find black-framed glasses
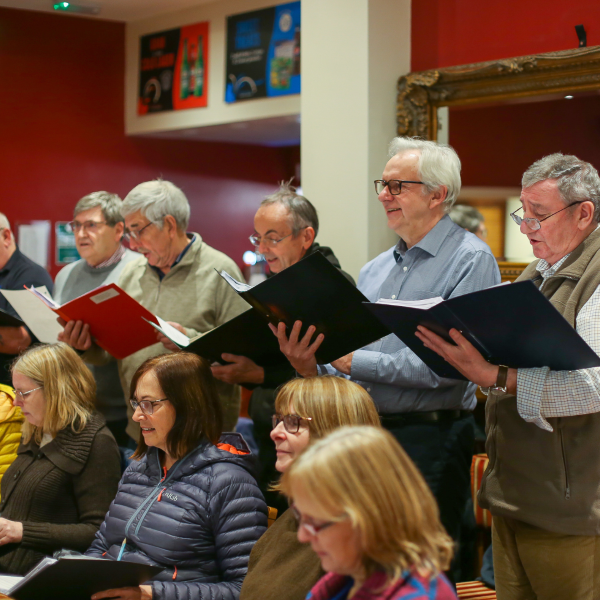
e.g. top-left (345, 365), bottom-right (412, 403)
top-left (374, 179), bottom-right (425, 195)
top-left (130, 397), bottom-right (169, 415)
top-left (291, 505), bottom-right (336, 536)
top-left (67, 220), bottom-right (108, 233)
top-left (124, 221), bottom-right (154, 242)
top-left (510, 200), bottom-right (586, 231)
top-left (272, 413), bottom-right (313, 434)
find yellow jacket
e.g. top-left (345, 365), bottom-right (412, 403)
top-left (0, 385), bottom-right (24, 485)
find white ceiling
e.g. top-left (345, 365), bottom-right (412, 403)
top-left (0, 0), bottom-right (218, 22)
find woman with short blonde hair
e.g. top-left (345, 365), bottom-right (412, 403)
top-left (240, 376), bottom-right (381, 600)
top-left (281, 426), bottom-right (456, 600)
top-left (0, 343), bottom-right (121, 575)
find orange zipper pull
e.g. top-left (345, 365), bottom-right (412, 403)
top-left (172, 565), bottom-right (178, 580)
top-left (157, 487), bottom-right (166, 502)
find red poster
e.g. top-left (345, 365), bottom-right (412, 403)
top-left (138, 22), bottom-right (209, 115)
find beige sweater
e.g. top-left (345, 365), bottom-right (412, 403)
top-left (86, 235), bottom-right (250, 437)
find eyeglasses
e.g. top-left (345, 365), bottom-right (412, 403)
top-left (374, 179), bottom-right (425, 195)
top-left (14, 386), bottom-right (42, 399)
top-left (510, 201), bottom-right (586, 231)
top-left (67, 220), bottom-right (108, 233)
top-left (130, 397), bottom-right (169, 415)
top-left (272, 413), bottom-right (313, 434)
top-left (291, 505), bottom-right (336, 536)
top-left (124, 221), bottom-right (154, 242)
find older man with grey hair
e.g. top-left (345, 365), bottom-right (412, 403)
top-left (54, 191), bottom-right (139, 446)
top-left (60, 180), bottom-right (249, 437)
top-left (418, 153), bottom-right (600, 599)
top-left (274, 137), bottom-right (500, 570)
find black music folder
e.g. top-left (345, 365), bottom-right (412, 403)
top-left (365, 280), bottom-right (600, 380)
top-left (148, 308), bottom-right (289, 368)
top-left (215, 251), bottom-right (391, 365)
top-left (4, 556), bottom-right (163, 600)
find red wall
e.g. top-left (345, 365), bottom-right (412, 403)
top-left (411, 0), bottom-right (600, 188)
top-left (1, 7), bottom-right (299, 277)
top-left (412, 0), bottom-right (600, 72)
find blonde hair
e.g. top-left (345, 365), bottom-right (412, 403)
top-left (275, 376), bottom-right (381, 438)
top-left (281, 426), bottom-right (454, 583)
top-left (12, 343), bottom-right (96, 444)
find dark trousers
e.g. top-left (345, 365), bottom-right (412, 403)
top-left (382, 413), bottom-right (476, 581)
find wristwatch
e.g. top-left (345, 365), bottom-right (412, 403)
top-left (480, 365), bottom-right (509, 396)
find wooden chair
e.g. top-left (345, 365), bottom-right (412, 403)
top-left (267, 506), bottom-right (278, 528)
top-left (456, 454), bottom-right (496, 600)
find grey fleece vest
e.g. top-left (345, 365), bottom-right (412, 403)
top-left (479, 227), bottom-right (600, 536)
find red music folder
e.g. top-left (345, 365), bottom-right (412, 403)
top-left (29, 284), bottom-right (159, 359)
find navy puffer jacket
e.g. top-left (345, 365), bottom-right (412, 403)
top-left (86, 433), bottom-right (268, 600)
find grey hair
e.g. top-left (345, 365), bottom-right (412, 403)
top-left (388, 137), bottom-right (462, 211)
top-left (122, 179), bottom-right (190, 231)
top-left (260, 179), bottom-right (319, 237)
top-left (449, 205), bottom-right (484, 233)
top-left (0, 213), bottom-right (10, 230)
top-left (74, 191), bottom-right (124, 227)
top-left (522, 153), bottom-right (600, 222)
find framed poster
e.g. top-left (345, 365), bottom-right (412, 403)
top-left (138, 22), bottom-right (209, 115)
top-left (55, 222), bottom-right (80, 265)
top-left (225, 1), bottom-right (300, 103)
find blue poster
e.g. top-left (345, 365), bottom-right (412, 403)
top-left (225, 1), bottom-right (300, 103)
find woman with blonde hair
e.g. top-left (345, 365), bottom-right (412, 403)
top-left (240, 375), bottom-right (381, 600)
top-left (281, 426), bottom-right (457, 600)
top-left (0, 343), bottom-right (121, 575)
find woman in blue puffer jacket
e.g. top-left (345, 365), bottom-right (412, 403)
top-left (86, 352), bottom-right (268, 600)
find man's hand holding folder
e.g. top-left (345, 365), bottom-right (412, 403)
top-left (269, 320), bottom-right (353, 377)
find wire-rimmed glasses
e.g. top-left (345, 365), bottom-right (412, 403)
top-left (510, 201), bottom-right (586, 231)
top-left (130, 397), bottom-right (169, 415)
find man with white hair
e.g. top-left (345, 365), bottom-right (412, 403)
top-left (274, 137), bottom-right (500, 563)
top-left (53, 192), bottom-right (139, 446)
top-left (60, 180), bottom-right (249, 438)
top-left (0, 213), bottom-right (53, 385)
top-left (417, 153), bottom-right (600, 599)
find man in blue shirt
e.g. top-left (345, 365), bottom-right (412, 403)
top-left (273, 137), bottom-right (500, 567)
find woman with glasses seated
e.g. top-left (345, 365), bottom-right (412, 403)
top-left (87, 352), bottom-right (267, 600)
top-left (0, 343), bottom-right (121, 575)
top-left (239, 376), bottom-right (380, 600)
top-left (281, 426), bottom-right (457, 600)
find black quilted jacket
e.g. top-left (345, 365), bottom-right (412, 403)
top-left (86, 433), bottom-right (268, 600)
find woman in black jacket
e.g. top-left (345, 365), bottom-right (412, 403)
top-left (87, 352), bottom-right (268, 600)
top-left (0, 342), bottom-right (121, 574)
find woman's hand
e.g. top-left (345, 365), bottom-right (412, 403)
top-left (269, 321), bottom-right (323, 378)
top-left (0, 518), bottom-right (23, 545)
top-left (92, 585), bottom-right (152, 600)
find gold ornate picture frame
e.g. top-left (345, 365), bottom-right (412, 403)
top-left (396, 46), bottom-right (600, 140)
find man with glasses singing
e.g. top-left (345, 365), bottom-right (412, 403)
top-left (53, 192), bottom-right (138, 445)
top-left (417, 153), bottom-right (600, 599)
top-left (60, 179), bottom-right (248, 440)
top-left (0, 213), bottom-right (53, 386)
top-left (273, 137), bottom-right (500, 573)
top-left (211, 180), bottom-right (353, 513)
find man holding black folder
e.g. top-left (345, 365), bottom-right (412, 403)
top-left (416, 153), bottom-right (600, 600)
top-left (273, 137), bottom-right (500, 564)
top-left (211, 181), bottom-right (354, 512)
top-left (0, 213), bottom-right (53, 386)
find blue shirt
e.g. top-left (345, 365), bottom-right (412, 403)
top-left (322, 215), bottom-right (501, 414)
